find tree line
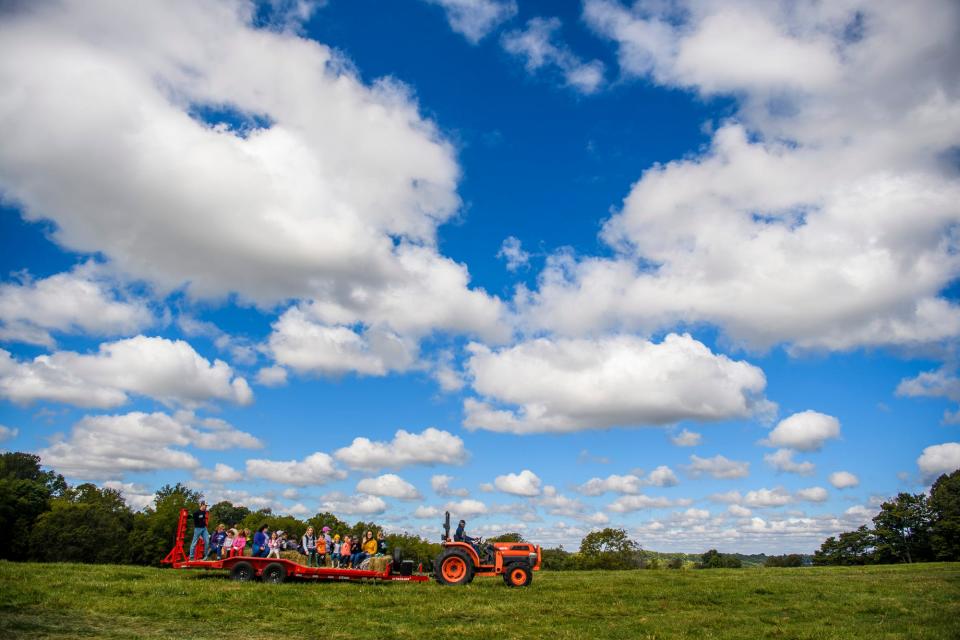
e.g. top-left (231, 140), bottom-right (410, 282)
top-left (813, 469), bottom-right (960, 565)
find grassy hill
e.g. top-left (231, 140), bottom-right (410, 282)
top-left (2, 560), bottom-right (958, 639)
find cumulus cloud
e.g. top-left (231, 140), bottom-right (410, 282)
top-left (255, 365), bottom-right (288, 387)
top-left (684, 454), bottom-right (750, 479)
top-left (102, 481), bottom-right (155, 511)
top-left (917, 442), bottom-right (960, 481)
top-left (608, 494), bottom-right (675, 513)
top-left (431, 474), bottom-right (469, 497)
top-left (828, 471), bottom-right (860, 489)
top-left (445, 498), bottom-right (488, 518)
top-left (334, 427), bottom-right (468, 471)
top-left (0, 0), bottom-right (507, 365)
top-left (501, 17), bottom-right (605, 94)
top-left (321, 493), bottom-right (388, 516)
top-left (646, 465), bottom-right (679, 487)
top-left (493, 469), bottom-right (542, 496)
top-left (246, 452), bottom-right (346, 486)
top-left (195, 463), bottom-right (244, 483)
top-left (413, 505), bottom-right (442, 519)
top-left (728, 504), bottom-right (751, 517)
top-left (764, 449), bottom-right (815, 475)
top-left (38, 411), bottom-right (260, 480)
top-left (424, 0), bottom-right (517, 43)
top-left (670, 428), bottom-right (702, 447)
top-left (0, 425), bottom-right (18, 443)
top-left (538, 485), bottom-right (588, 517)
top-left (743, 487), bottom-right (793, 508)
top-left (0, 264), bottom-right (154, 347)
top-left (0, 336), bottom-right (252, 409)
top-left (356, 474), bottom-right (421, 500)
top-left (515, 1), bottom-right (960, 352)
top-left (761, 411), bottom-right (840, 452)
top-left (464, 333), bottom-right (770, 434)
top-left (796, 487), bottom-right (829, 503)
top-left (897, 368), bottom-right (960, 422)
top-left (497, 236), bottom-right (530, 271)
top-left (578, 466), bottom-right (678, 495)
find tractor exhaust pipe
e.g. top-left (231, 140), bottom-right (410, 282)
top-left (442, 510), bottom-right (450, 542)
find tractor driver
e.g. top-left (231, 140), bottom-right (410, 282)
top-left (454, 519), bottom-right (486, 560)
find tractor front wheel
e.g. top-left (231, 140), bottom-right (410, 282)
top-left (503, 565), bottom-right (532, 587)
top-left (435, 549), bottom-right (474, 586)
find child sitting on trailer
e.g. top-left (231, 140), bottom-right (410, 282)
top-left (222, 528), bottom-right (235, 557)
top-left (232, 529), bottom-right (248, 557)
top-left (209, 524), bottom-right (228, 560)
top-left (340, 535), bottom-right (352, 568)
top-left (267, 532), bottom-right (281, 559)
top-left (330, 534), bottom-right (341, 567)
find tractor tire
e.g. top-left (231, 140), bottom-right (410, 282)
top-left (435, 549), bottom-right (474, 586)
top-left (503, 564), bottom-right (532, 587)
top-left (229, 561), bottom-right (255, 582)
top-left (262, 562), bottom-right (287, 584)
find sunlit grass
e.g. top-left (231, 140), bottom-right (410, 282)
top-left (1, 561), bottom-right (958, 639)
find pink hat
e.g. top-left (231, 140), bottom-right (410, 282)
top-left (322, 526), bottom-right (331, 532)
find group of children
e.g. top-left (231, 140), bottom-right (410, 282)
top-left (200, 522), bottom-right (387, 569)
top-left (300, 526), bottom-right (386, 568)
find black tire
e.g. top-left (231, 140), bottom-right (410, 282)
top-left (262, 562), bottom-right (286, 584)
top-left (503, 564), bottom-right (532, 587)
top-left (229, 561), bottom-right (254, 582)
top-left (435, 549), bottom-right (474, 586)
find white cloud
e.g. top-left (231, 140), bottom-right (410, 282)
top-left (0, 336), bottom-right (252, 409)
top-left (578, 466), bottom-right (678, 495)
top-left (728, 504), bottom-right (751, 517)
top-left (744, 487), bottom-right (793, 508)
top-left (538, 485), bottom-right (587, 517)
top-left (493, 469), bottom-right (542, 496)
top-left (445, 498), bottom-right (488, 518)
top-left (684, 454), bottom-right (750, 479)
top-left (646, 465), bottom-right (679, 487)
top-left (762, 411), bottom-right (840, 452)
top-left (356, 474), bottom-right (421, 500)
top-left (102, 481), bottom-right (155, 511)
top-left (898, 368), bottom-right (960, 422)
top-left (431, 474), bottom-right (469, 497)
top-left (828, 471), bottom-right (860, 489)
top-left (413, 505), bottom-right (441, 519)
top-left (0, 264), bottom-right (154, 347)
top-left (255, 365), bottom-right (288, 387)
top-left (38, 411), bottom-right (259, 480)
top-left (917, 442), bottom-right (960, 481)
top-left (764, 449), bottom-right (815, 475)
top-left (670, 428), bottom-right (701, 447)
top-left (709, 490), bottom-right (743, 504)
top-left (334, 427), bottom-right (468, 471)
top-left (195, 463), bottom-right (243, 483)
top-left (321, 493), bottom-right (388, 516)
top-left (246, 452), bottom-right (346, 486)
top-left (517, 2), bottom-right (960, 352)
top-left (497, 236), bottom-right (530, 271)
top-left (424, 0), bottom-right (517, 43)
top-left (608, 494), bottom-right (674, 513)
top-left (796, 487), bottom-right (829, 503)
top-left (0, 0), bottom-right (507, 358)
top-left (0, 425), bottom-right (18, 443)
top-left (501, 17), bottom-right (605, 94)
top-left (464, 333), bottom-right (769, 434)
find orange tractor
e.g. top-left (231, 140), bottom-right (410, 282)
top-left (434, 511), bottom-right (541, 587)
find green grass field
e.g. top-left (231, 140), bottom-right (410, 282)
top-left (1, 561), bottom-right (959, 639)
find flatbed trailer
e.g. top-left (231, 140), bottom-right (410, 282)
top-left (162, 509), bottom-right (430, 584)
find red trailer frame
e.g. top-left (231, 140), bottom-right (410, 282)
top-left (162, 509), bottom-right (429, 584)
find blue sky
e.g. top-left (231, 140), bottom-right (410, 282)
top-left (1, 0), bottom-right (959, 553)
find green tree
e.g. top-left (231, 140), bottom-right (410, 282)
top-left (873, 493), bottom-right (934, 563)
top-left (0, 453), bottom-right (67, 560)
top-left (765, 554), bottom-right (804, 567)
top-left (578, 528), bottom-right (642, 570)
top-left (127, 483), bottom-right (202, 566)
top-left (698, 549), bottom-right (742, 569)
top-left (929, 469), bottom-right (960, 561)
top-left (208, 501), bottom-right (250, 529)
top-left (29, 484), bottom-right (133, 563)
top-left (0, 452), bottom-right (67, 496)
top-left (813, 526), bottom-right (876, 565)
top-left (488, 532), bottom-right (525, 543)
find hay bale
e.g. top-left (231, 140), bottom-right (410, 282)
top-left (359, 556), bottom-right (389, 572)
top-left (280, 550), bottom-right (306, 564)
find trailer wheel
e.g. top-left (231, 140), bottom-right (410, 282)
top-left (262, 562), bottom-right (287, 584)
top-left (229, 561), bottom-right (255, 582)
top-left (504, 565), bottom-right (532, 587)
top-left (435, 549), bottom-right (473, 586)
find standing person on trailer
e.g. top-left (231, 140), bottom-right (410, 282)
top-left (316, 529), bottom-right (327, 566)
top-left (322, 527), bottom-right (333, 566)
top-left (251, 524), bottom-right (270, 558)
top-left (189, 501), bottom-right (210, 561)
top-left (302, 527), bottom-right (317, 567)
top-left (341, 535), bottom-right (352, 567)
top-left (331, 534), bottom-right (341, 567)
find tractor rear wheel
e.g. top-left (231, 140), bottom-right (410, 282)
top-left (435, 549), bottom-right (473, 586)
top-left (503, 564), bottom-right (532, 587)
top-left (229, 561), bottom-right (254, 582)
top-left (262, 562), bottom-right (287, 584)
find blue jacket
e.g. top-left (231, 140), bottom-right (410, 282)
top-left (253, 531), bottom-right (267, 549)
